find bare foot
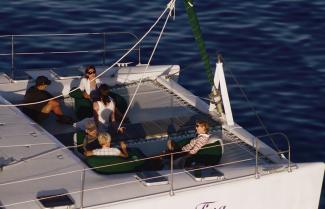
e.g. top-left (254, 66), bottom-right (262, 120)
top-left (167, 139), bottom-right (174, 151)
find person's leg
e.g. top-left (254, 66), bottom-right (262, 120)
top-left (41, 99), bottom-right (63, 115)
top-left (167, 139), bottom-right (182, 153)
top-left (41, 99), bottom-right (73, 124)
top-left (166, 139), bottom-right (189, 168)
top-left (173, 154), bottom-right (190, 169)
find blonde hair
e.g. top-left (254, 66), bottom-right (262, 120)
top-left (98, 132), bottom-right (111, 146)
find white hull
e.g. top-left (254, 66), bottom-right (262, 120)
top-left (90, 163), bottom-right (324, 209)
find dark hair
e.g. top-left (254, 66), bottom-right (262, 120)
top-left (85, 65), bottom-right (96, 78)
top-left (196, 120), bottom-right (209, 133)
top-left (35, 76), bottom-right (51, 86)
top-left (98, 84), bottom-right (111, 105)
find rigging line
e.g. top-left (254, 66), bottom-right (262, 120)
top-left (0, 3), bottom-right (170, 108)
top-left (225, 64), bottom-right (281, 152)
top-left (118, 1), bottom-right (175, 130)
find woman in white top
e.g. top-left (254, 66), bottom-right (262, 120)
top-left (93, 84), bottom-right (118, 132)
top-left (74, 83), bottom-right (125, 132)
top-left (79, 65), bottom-right (100, 101)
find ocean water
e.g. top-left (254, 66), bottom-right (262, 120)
top-left (0, 0), bottom-right (324, 207)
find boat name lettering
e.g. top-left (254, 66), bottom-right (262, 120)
top-left (195, 201), bottom-right (227, 209)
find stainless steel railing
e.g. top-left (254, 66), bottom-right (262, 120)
top-left (0, 32), bottom-right (141, 79)
top-left (0, 131), bottom-right (292, 208)
top-left (255, 132), bottom-right (292, 173)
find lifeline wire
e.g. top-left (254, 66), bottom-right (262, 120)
top-left (224, 61), bottom-right (281, 152)
top-left (0, 2), bottom-right (171, 107)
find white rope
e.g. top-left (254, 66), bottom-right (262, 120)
top-left (0, 4), bottom-right (170, 108)
top-left (118, 0), bottom-right (176, 130)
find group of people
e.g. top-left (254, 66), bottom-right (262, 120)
top-left (82, 118), bottom-right (128, 158)
top-left (22, 65), bottom-right (121, 130)
top-left (80, 117), bottom-right (211, 163)
top-left (76, 65), bottom-right (125, 135)
top-left (22, 65), bottom-right (127, 157)
top-left (21, 65), bottom-right (213, 164)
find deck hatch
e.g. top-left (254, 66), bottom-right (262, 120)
top-left (185, 167), bottom-right (225, 181)
top-left (37, 193), bottom-right (75, 209)
top-left (135, 171), bottom-right (168, 186)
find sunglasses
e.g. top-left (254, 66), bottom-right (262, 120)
top-left (87, 128), bottom-right (97, 132)
top-left (87, 71), bottom-right (96, 75)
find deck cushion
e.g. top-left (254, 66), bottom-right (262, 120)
top-left (108, 91), bottom-right (128, 115)
top-left (175, 135), bottom-right (223, 166)
top-left (69, 88), bottom-right (93, 120)
top-left (74, 131), bottom-right (146, 174)
top-left (86, 148), bottom-right (146, 174)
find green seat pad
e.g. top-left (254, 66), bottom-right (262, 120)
top-left (86, 148), bottom-right (146, 174)
top-left (175, 137), bottom-right (223, 166)
top-left (76, 131), bottom-right (86, 145)
top-left (75, 131), bottom-right (146, 174)
top-left (69, 88), bottom-right (93, 120)
top-left (108, 91), bottom-right (128, 114)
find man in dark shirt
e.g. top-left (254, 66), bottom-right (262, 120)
top-left (22, 76), bottom-right (73, 124)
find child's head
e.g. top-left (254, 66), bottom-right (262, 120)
top-left (98, 132), bottom-right (112, 146)
top-left (195, 120), bottom-right (209, 134)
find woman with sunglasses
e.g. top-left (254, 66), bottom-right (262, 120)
top-left (79, 65), bottom-right (101, 101)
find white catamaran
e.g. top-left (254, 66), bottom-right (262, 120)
top-left (0, 1), bottom-right (323, 209)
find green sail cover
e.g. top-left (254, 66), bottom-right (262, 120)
top-left (184, 0), bottom-right (214, 85)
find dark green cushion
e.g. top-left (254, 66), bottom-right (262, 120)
top-left (76, 131), bottom-right (86, 145)
top-left (75, 131), bottom-right (146, 174)
top-left (108, 91), bottom-right (128, 114)
top-left (75, 131), bottom-right (86, 154)
top-left (175, 138), bottom-right (223, 166)
top-left (69, 88), bottom-right (93, 120)
top-left (86, 148), bottom-right (146, 174)
top-left (69, 88), bottom-right (84, 99)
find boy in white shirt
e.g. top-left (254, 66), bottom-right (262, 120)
top-left (85, 132), bottom-right (128, 158)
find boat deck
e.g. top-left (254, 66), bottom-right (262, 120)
top-left (0, 80), bottom-right (287, 209)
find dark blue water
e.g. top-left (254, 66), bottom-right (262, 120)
top-left (0, 0), bottom-right (324, 207)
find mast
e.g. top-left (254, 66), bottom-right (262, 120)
top-left (184, 1), bottom-right (231, 121)
top-left (184, 0), bottom-right (214, 85)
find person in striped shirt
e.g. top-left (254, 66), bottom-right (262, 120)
top-left (166, 120), bottom-right (210, 168)
top-left (85, 132), bottom-right (128, 158)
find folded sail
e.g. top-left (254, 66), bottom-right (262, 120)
top-left (184, 0), bottom-right (213, 85)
